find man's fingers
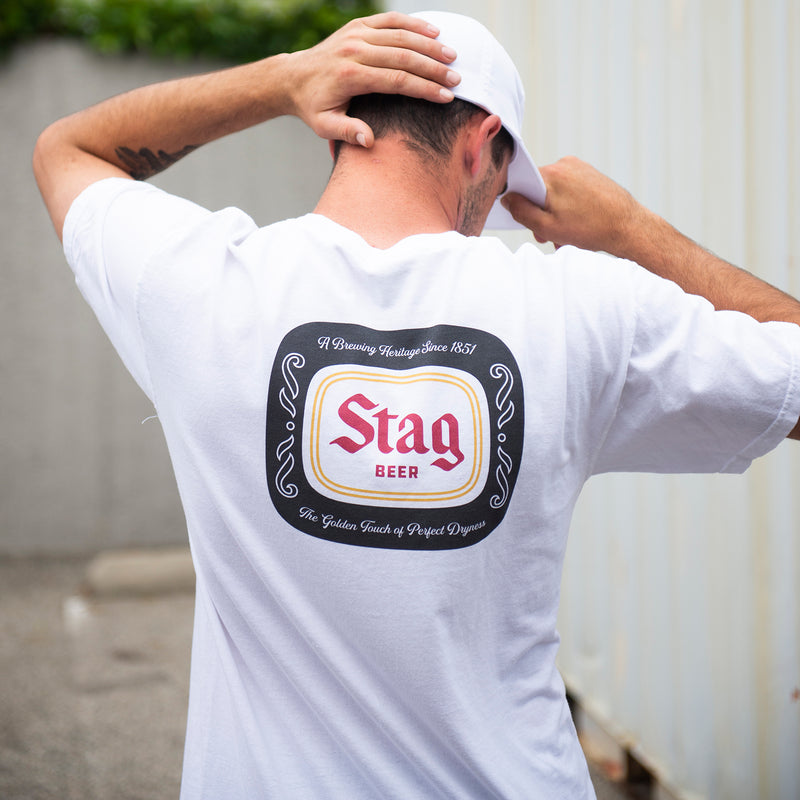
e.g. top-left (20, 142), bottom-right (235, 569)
top-left (336, 34), bottom-right (460, 101)
top-left (314, 109), bottom-right (376, 148)
top-left (502, 192), bottom-right (549, 233)
top-left (502, 193), bottom-right (563, 247)
top-left (338, 117), bottom-right (374, 148)
top-left (361, 39), bottom-right (460, 89)
top-left (336, 14), bottom-right (460, 100)
top-left (361, 22), bottom-right (457, 65)
top-left (348, 62), bottom-right (457, 102)
top-left (359, 11), bottom-right (444, 42)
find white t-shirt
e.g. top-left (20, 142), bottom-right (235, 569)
top-left (64, 178), bottom-right (800, 799)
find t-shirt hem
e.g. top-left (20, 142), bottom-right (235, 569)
top-left (720, 322), bottom-right (800, 472)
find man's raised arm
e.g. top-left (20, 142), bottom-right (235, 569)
top-left (502, 156), bottom-right (800, 439)
top-left (502, 157), bottom-right (800, 327)
top-left (33, 11), bottom-right (461, 241)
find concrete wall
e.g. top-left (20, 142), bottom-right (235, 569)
top-left (1, 40), bottom-right (331, 555)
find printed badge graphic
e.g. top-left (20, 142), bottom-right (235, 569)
top-left (266, 323), bottom-right (523, 549)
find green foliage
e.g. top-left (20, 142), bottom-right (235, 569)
top-left (1, 0), bottom-right (58, 52)
top-left (0, 0), bottom-right (380, 62)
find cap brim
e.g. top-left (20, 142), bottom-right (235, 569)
top-left (409, 9), bottom-right (546, 231)
top-left (485, 136), bottom-right (546, 229)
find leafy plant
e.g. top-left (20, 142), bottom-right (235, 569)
top-left (0, 0), bottom-right (380, 62)
top-left (1, 0), bottom-right (58, 53)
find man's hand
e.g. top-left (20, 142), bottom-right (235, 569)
top-left (288, 11), bottom-right (461, 147)
top-left (501, 156), bottom-right (644, 254)
top-left (500, 155), bottom-right (800, 325)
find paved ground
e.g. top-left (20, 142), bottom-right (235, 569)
top-left (0, 555), bottom-right (636, 800)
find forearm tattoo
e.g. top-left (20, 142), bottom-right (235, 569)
top-left (115, 144), bottom-right (198, 180)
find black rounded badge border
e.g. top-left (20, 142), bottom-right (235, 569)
top-left (266, 323), bottom-right (523, 550)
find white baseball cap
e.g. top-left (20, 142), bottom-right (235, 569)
top-left (411, 10), bottom-right (546, 229)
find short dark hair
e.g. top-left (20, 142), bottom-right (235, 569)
top-left (334, 94), bottom-right (514, 169)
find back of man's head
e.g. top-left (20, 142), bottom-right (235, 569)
top-left (335, 94), bottom-right (513, 170)
top-left (333, 11), bottom-right (546, 230)
top-left (405, 10), bottom-right (546, 228)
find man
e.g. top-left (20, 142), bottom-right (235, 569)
top-left (33, 9), bottom-right (800, 799)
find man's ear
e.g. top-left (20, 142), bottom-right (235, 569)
top-left (464, 113), bottom-right (503, 178)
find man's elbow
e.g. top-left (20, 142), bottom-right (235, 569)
top-left (32, 122), bottom-right (58, 193)
top-left (32, 122), bottom-right (70, 242)
top-left (32, 119), bottom-right (107, 243)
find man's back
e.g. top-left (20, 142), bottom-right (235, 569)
top-left (64, 176), bottom-right (800, 798)
top-left (36, 11), bottom-right (800, 798)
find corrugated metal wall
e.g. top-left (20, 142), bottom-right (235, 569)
top-left (397, 1), bottom-right (800, 797)
top-left (549, 3), bottom-right (800, 797)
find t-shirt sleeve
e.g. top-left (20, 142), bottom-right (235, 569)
top-left (62, 178), bottom-right (212, 402)
top-left (593, 264), bottom-right (800, 475)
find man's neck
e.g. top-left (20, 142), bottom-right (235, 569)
top-left (313, 140), bottom-right (461, 249)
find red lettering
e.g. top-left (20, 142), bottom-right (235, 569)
top-left (374, 464), bottom-right (419, 478)
top-left (331, 394), bottom-right (377, 453)
top-left (331, 395), bottom-right (464, 473)
top-left (373, 408), bottom-right (399, 454)
top-left (431, 413), bottom-right (464, 471)
top-left (396, 413), bottom-right (429, 455)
